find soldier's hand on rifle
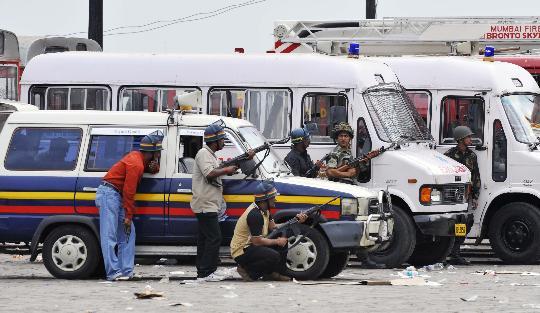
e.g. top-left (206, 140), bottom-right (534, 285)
top-left (246, 149), bottom-right (256, 160)
top-left (275, 237), bottom-right (288, 247)
top-left (296, 213), bottom-right (308, 223)
top-left (224, 165), bottom-right (239, 175)
top-left (315, 160), bottom-right (324, 168)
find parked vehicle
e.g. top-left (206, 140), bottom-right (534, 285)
top-left (0, 109), bottom-right (392, 279)
top-left (0, 29), bottom-right (20, 101)
top-left (19, 52), bottom-right (471, 267)
top-left (380, 56), bottom-right (540, 263)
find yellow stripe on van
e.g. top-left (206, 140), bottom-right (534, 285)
top-left (169, 194), bottom-right (192, 202)
top-left (0, 192), bottom-right (74, 200)
top-left (75, 193), bottom-right (164, 201)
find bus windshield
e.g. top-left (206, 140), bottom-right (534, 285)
top-left (237, 126), bottom-right (289, 174)
top-left (501, 94), bottom-right (540, 143)
top-left (363, 84), bottom-right (431, 142)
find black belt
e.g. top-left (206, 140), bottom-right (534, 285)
top-left (101, 181), bottom-right (121, 194)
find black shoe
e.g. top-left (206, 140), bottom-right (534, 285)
top-left (447, 256), bottom-right (471, 266)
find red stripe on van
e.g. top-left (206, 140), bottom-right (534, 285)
top-left (0, 205), bottom-right (75, 214)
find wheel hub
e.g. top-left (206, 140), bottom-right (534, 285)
top-left (502, 219), bottom-right (532, 252)
top-left (51, 235), bottom-right (87, 272)
top-left (286, 236), bottom-right (317, 272)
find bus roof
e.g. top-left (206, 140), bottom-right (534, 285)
top-left (375, 56), bottom-right (540, 93)
top-left (21, 52), bottom-right (398, 90)
top-left (6, 110), bottom-right (254, 129)
top-left (18, 36), bottom-right (102, 67)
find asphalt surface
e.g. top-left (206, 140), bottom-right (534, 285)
top-left (1, 248), bottom-right (540, 313)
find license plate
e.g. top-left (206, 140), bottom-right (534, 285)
top-left (455, 223), bottom-right (467, 237)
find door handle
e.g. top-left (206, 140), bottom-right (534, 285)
top-left (177, 189), bottom-right (192, 193)
top-left (83, 187), bottom-right (98, 192)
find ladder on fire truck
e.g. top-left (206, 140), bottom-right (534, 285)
top-left (272, 16), bottom-right (540, 56)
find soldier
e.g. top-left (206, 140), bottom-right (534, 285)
top-left (324, 122), bottom-right (384, 269)
top-left (284, 128), bottom-right (323, 177)
top-left (444, 126), bottom-right (481, 266)
top-left (231, 181), bottom-right (307, 281)
top-left (325, 122), bottom-right (368, 184)
top-left (95, 131), bottom-right (162, 281)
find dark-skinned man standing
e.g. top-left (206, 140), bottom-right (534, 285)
top-left (191, 123), bottom-right (254, 281)
top-left (96, 131), bottom-right (162, 281)
top-left (445, 126), bottom-right (481, 266)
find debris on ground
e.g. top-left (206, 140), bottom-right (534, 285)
top-left (293, 277), bottom-right (441, 286)
top-left (159, 276), bottom-right (169, 283)
top-left (460, 295), bottom-right (478, 302)
top-left (134, 285), bottom-right (164, 299)
top-left (222, 291), bottom-right (239, 298)
top-left (169, 271), bottom-right (185, 275)
top-left (473, 270), bottom-right (540, 276)
top-left (169, 303), bottom-right (194, 307)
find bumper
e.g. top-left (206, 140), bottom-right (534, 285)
top-left (319, 212), bottom-right (393, 249)
top-left (413, 212), bottom-right (470, 236)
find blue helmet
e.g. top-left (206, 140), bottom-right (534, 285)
top-left (254, 180), bottom-right (279, 202)
top-left (290, 128), bottom-right (310, 144)
top-left (204, 124), bottom-right (226, 143)
top-left (140, 130), bottom-right (164, 152)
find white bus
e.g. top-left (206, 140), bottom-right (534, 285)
top-left (379, 56), bottom-right (540, 263)
top-left (0, 29), bottom-right (20, 100)
top-left (20, 52), bottom-right (471, 267)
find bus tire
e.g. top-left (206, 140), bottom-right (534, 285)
top-left (408, 235), bottom-right (455, 266)
top-left (488, 202), bottom-right (540, 264)
top-left (367, 205), bottom-right (416, 268)
top-left (42, 225), bottom-right (99, 279)
top-left (283, 225), bottom-right (330, 280)
top-left (319, 251), bottom-right (349, 279)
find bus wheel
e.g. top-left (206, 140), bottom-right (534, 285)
top-left (319, 251), bottom-right (349, 279)
top-left (408, 236), bottom-right (455, 266)
top-left (42, 225), bottom-right (99, 279)
top-left (283, 225), bottom-right (330, 280)
top-left (489, 202), bottom-right (540, 264)
top-left (367, 205), bottom-right (416, 268)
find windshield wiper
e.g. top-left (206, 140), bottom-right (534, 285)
top-left (528, 137), bottom-right (540, 151)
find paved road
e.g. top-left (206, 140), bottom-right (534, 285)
top-left (1, 253), bottom-right (540, 313)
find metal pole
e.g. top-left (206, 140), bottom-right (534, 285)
top-left (366, 0), bottom-right (377, 19)
top-left (88, 0), bottom-right (103, 49)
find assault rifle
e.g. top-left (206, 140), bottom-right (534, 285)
top-left (336, 143), bottom-right (396, 172)
top-left (266, 196), bottom-right (340, 249)
top-left (304, 153), bottom-right (332, 178)
top-left (208, 137), bottom-right (290, 186)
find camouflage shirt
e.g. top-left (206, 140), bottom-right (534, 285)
top-left (326, 146), bottom-right (368, 184)
top-left (445, 146), bottom-right (481, 200)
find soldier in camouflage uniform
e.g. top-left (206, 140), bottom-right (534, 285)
top-left (444, 126), bottom-right (481, 266)
top-left (325, 122), bottom-right (369, 184)
top-left (324, 122), bottom-right (383, 268)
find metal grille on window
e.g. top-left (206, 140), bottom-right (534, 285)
top-left (364, 83), bottom-right (430, 142)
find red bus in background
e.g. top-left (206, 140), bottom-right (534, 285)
top-left (495, 55), bottom-right (540, 86)
top-left (0, 29), bottom-right (21, 101)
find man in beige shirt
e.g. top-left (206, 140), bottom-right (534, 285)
top-left (231, 181), bottom-right (307, 281)
top-left (191, 123), bottom-right (252, 281)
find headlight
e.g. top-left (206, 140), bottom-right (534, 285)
top-left (420, 185), bottom-right (466, 205)
top-left (341, 198), bottom-right (359, 216)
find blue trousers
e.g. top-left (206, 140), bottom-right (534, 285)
top-left (95, 185), bottom-right (136, 280)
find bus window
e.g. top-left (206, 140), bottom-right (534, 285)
top-left (47, 88), bottom-right (69, 110)
top-left (209, 88), bottom-right (290, 140)
top-left (0, 66), bottom-right (18, 100)
top-left (45, 46), bottom-right (69, 54)
top-left (120, 87), bottom-right (196, 112)
top-left (161, 89), bottom-right (199, 111)
top-left (76, 43), bottom-right (87, 51)
top-left (406, 91), bottom-right (430, 125)
top-left (70, 88), bottom-right (85, 110)
top-left (441, 96), bottom-right (484, 145)
top-left (302, 93), bottom-right (347, 143)
top-left (492, 119), bottom-right (507, 182)
top-left (86, 88), bottom-right (107, 110)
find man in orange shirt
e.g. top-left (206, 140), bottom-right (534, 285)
top-left (95, 131), bottom-right (163, 281)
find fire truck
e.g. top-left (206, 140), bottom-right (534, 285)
top-left (271, 16), bottom-right (540, 264)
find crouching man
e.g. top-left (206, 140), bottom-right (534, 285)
top-left (230, 181), bottom-right (307, 281)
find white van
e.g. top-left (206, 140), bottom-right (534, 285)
top-left (380, 56), bottom-right (540, 263)
top-left (0, 110), bottom-right (391, 279)
top-left (20, 52), bottom-right (471, 267)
